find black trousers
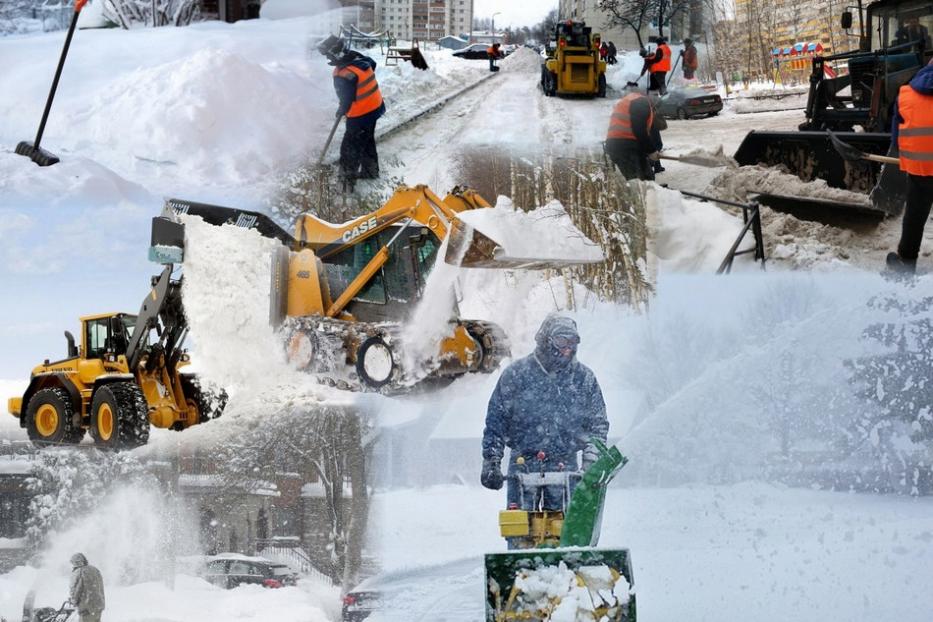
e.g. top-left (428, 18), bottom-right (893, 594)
top-left (340, 113), bottom-right (380, 180)
top-left (606, 139), bottom-right (653, 181)
top-left (649, 71), bottom-right (667, 95)
top-left (897, 174), bottom-right (933, 260)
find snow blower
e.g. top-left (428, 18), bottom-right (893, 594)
top-left (21, 590), bottom-right (76, 622)
top-left (14, 0), bottom-right (89, 167)
top-left (484, 440), bottom-right (635, 622)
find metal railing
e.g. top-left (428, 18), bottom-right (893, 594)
top-left (254, 538), bottom-right (334, 586)
top-left (677, 189), bottom-right (767, 274)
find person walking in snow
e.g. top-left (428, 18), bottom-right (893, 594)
top-left (607, 41), bottom-right (618, 65)
top-left (319, 36), bottom-right (386, 190)
top-left (886, 58), bottom-right (933, 274)
top-left (69, 553), bottom-right (105, 622)
top-left (605, 86), bottom-right (662, 180)
top-left (480, 314), bottom-right (609, 512)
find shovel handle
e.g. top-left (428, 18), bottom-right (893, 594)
top-left (864, 153), bottom-right (900, 166)
top-left (317, 115), bottom-right (343, 166)
top-left (75, 0), bottom-right (88, 11)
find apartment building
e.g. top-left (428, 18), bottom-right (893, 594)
top-left (374, 0), bottom-right (473, 41)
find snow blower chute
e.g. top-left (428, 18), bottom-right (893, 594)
top-left (484, 440), bottom-right (635, 622)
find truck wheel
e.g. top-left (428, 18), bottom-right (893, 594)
top-left (25, 387), bottom-right (82, 446)
top-left (541, 67), bottom-right (552, 96)
top-left (598, 74), bottom-right (607, 98)
top-left (547, 72), bottom-right (558, 96)
top-left (356, 336), bottom-right (396, 389)
top-left (90, 383), bottom-right (149, 450)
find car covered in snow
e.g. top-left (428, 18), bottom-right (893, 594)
top-left (202, 553), bottom-right (298, 589)
top-left (657, 87), bottom-right (723, 120)
top-left (452, 43), bottom-right (495, 60)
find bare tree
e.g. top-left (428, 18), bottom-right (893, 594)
top-left (101, 0), bottom-right (199, 28)
top-left (596, 0), bottom-right (654, 48)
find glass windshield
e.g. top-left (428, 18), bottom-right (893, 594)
top-left (871, 1), bottom-right (933, 51)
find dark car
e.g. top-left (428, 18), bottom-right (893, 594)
top-left (453, 43), bottom-right (494, 60)
top-left (657, 87), bottom-right (723, 120)
top-left (341, 587), bottom-right (380, 621)
top-left (203, 555), bottom-right (298, 589)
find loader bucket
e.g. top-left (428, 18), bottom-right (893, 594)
top-left (484, 548), bottom-right (636, 621)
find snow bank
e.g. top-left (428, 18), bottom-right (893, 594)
top-left (500, 47), bottom-right (542, 73)
top-left (647, 184), bottom-right (754, 273)
top-left (69, 48), bottom-right (322, 184)
top-left (0, 379), bottom-right (27, 438)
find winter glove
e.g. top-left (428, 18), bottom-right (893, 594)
top-left (647, 151), bottom-right (661, 161)
top-left (481, 457), bottom-right (504, 490)
top-left (582, 444), bottom-right (600, 471)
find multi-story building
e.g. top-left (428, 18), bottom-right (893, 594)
top-left (374, 0), bottom-right (472, 41)
top-left (340, 0), bottom-right (377, 32)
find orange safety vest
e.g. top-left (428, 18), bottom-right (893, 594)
top-left (334, 64), bottom-right (383, 118)
top-left (607, 93), bottom-right (654, 141)
top-left (652, 44), bottom-right (671, 73)
top-left (897, 85), bottom-right (933, 176)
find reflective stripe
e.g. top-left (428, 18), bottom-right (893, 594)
top-left (358, 83), bottom-right (379, 100)
top-left (899, 127), bottom-right (933, 137)
top-left (357, 74), bottom-right (376, 89)
top-left (900, 150), bottom-right (933, 161)
top-left (611, 113), bottom-right (631, 121)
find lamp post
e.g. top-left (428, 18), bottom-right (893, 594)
top-left (492, 11), bottom-right (501, 44)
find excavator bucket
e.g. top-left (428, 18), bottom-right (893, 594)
top-left (445, 216), bottom-right (605, 270)
top-left (485, 442), bottom-right (634, 621)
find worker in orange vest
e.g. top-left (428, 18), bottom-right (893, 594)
top-left (487, 42), bottom-right (503, 72)
top-left (887, 59), bottom-right (933, 274)
top-left (638, 36), bottom-right (671, 95)
top-left (605, 87), bottom-right (662, 181)
top-left (320, 36), bottom-right (386, 189)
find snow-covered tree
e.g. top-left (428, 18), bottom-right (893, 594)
top-left (100, 0), bottom-right (199, 28)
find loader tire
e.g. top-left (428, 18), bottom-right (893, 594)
top-left (356, 336), bottom-right (396, 389)
top-left (597, 74), bottom-right (607, 98)
top-left (90, 383), bottom-right (149, 450)
top-left (181, 375), bottom-right (227, 423)
top-left (25, 387), bottom-right (83, 446)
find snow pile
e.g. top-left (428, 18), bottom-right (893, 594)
top-left (708, 165), bottom-right (871, 206)
top-left (456, 197), bottom-right (604, 264)
top-left (604, 51), bottom-right (650, 92)
top-left (509, 562), bottom-right (629, 620)
top-left (500, 47), bottom-right (542, 73)
top-left (646, 184), bottom-right (754, 273)
top-left (675, 145), bottom-right (737, 168)
top-left (69, 48), bottom-right (323, 184)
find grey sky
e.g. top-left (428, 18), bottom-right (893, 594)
top-left (473, 0), bottom-right (558, 28)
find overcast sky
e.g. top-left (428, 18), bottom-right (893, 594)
top-left (472, 0), bottom-right (558, 28)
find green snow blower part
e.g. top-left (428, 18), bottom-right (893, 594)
top-left (15, 0), bottom-right (89, 167)
top-left (484, 440), bottom-right (634, 621)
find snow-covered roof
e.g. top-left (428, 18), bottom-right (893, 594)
top-left (300, 481), bottom-right (353, 498)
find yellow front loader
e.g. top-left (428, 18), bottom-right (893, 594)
top-left (7, 267), bottom-right (224, 448)
top-left (541, 21), bottom-right (607, 98)
top-left (154, 184), bottom-right (600, 392)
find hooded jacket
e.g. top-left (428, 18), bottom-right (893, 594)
top-left (69, 553), bottom-right (105, 615)
top-left (482, 315), bottom-right (609, 470)
top-left (891, 63), bottom-right (933, 147)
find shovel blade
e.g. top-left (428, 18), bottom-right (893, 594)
top-left (15, 141), bottom-right (60, 167)
top-left (484, 548), bottom-right (636, 621)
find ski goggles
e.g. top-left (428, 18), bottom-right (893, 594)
top-left (549, 335), bottom-right (580, 349)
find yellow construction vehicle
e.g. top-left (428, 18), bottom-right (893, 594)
top-left (541, 20), bottom-right (607, 98)
top-left (154, 184), bottom-right (598, 391)
top-left (7, 267), bottom-right (224, 448)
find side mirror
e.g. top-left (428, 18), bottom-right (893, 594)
top-left (841, 11), bottom-right (853, 30)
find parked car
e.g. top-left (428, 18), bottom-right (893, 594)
top-left (202, 554), bottom-right (298, 589)
top-left (341, 585), bottom-right (380, 621)
top-left (452, 43), bottom-right (493, 60)
top-left (657, 87), bottom-right (723, 120)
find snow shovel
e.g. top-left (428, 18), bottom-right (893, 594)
top-left (828, 130), bottom-right (907, 216)
top-left (659, 152), bottom-right (736, 168)
top-left (14, 0), bottom-right (89, 167)
top-left (317, 115), bottom-right (343, 167)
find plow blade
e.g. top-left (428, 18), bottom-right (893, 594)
top-left (485, 548), bottom-right (636, 622)
top-left (734, 131), bottom-right (906, 216)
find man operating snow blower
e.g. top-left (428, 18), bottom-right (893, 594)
top-left (481, 315), bottom-right (634, 621)
top-left (69, 553), bottom-right (105, 622)
top-left (481, 314), bottom-right (609, 514)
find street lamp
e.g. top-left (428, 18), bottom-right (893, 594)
top-left (492, 11), bottom-right (501, 43)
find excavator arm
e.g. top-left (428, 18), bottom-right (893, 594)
top-left (125, 265), bottom-right (188, 374)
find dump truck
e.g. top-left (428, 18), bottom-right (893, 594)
top-left (7, 266), bottom-right (224, 449)
top-left (541, 20), bottom-right (607, 98)
top-left (734, 0), bottom-right (931, 214)
top-left (152, 184), bottom-right (599, 392)
top-left (485, 440), bottom-right (633, 621)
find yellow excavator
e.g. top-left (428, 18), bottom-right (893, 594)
top-left (541, 20), bottom-right (607, 98)
top-left (7, 266), bottom-right (225, 448)
top-left (153, 184), bottom-right (598, 391)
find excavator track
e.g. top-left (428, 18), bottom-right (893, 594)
top-left (281, 316), bottom-right (511, 394)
